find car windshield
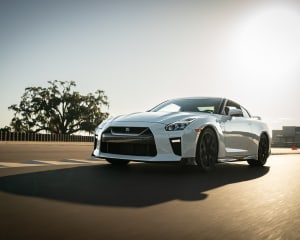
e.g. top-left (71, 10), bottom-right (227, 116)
top-left (149, 98), bottom-right (223, 114)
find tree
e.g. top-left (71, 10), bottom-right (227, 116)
top-left (0, 126), bottom-right (11, 132)
top-left (8, 80), bottom-right (109, 134)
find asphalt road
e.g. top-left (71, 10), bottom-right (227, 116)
top-left (0, 143), bottom-right (300, 240)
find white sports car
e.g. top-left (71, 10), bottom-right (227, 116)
top-left (92, 97), bottom-right (271, 171)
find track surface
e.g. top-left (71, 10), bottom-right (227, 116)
top-left (1, 143), bottom-right (300, 239)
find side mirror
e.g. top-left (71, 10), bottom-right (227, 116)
top-left (228, 108), bottom-right (243, 117)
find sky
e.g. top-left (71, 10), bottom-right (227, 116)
top-left (1, 0), bottom-right (300, 130)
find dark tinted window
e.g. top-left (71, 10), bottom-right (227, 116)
top-left (241, 107), bottom-right (251, 118)
top-left (223, 100), bottom-right (241, 115)
top-left (223, 100), bottom-right (251, 118)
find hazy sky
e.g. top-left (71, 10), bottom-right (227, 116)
top-left (1, 0), bottom-right (300, 130)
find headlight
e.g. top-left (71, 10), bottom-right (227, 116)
top-left (165, 118), bottom-right (196, 131)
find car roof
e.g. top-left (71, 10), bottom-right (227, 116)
top-left (169, 96), bottom-right (224, 101)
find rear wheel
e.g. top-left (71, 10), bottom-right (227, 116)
top-left (247, 134), bottom-right (269, 166)
top-left (106, 159), bottom-right (130, 166)
top-left (196, 128), bottom-right (218, 171)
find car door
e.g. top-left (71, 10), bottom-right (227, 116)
top-left (221, 101), bottom-right (253, 157)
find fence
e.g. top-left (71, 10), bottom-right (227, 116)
top-left (2, 130), bottom-right (298, 146)
top-left (0, 131), bottom-right (93, 142)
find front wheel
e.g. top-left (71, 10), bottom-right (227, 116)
top-left (247, 134), bottom-right (269, 166)
top-left (196, 128), bottom-right (218, 171)
top-left (106, 158), bottom-right (130, 166)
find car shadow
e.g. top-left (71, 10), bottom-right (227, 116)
top-left (0, 163), bottom-right (269, 207)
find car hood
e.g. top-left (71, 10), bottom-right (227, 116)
top-left (112, 111), bottom-right (209, 125)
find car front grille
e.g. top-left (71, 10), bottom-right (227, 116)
top-left (110, 127), bottom-right (149, 135)
top-left (100, 127), bottom-right (157, 157)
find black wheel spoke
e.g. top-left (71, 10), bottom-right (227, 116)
top-left (248, 134), bottom-right (269, 167)
top-left (196, 128), bottom-right (218, 171)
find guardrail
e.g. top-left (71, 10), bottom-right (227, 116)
top-left (0, 131), bottom-right (93, 142)
top-left (1, 131), bottom-right (298, 146)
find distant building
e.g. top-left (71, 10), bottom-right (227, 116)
top-left (272, 126), bottom-right (300, 147)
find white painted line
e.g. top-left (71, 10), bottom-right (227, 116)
top-left (0, 159), bottom-right (101, 168)
top-left (64, 159), bottom-right (101, 164)
top-left (31, 160), bottom-right (91, 165)
top-left (24, 160), bottom-right (52, 165)
top-left (0, 162), bottom-right (43, 168)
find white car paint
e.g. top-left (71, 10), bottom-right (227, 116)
top-left (92, 97), bottom-right (271, 165)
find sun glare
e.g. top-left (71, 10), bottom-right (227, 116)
top-left (223, 3), bottom-right (300, 86)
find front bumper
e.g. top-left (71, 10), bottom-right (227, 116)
top-left (92, 122), bottom-right (199, 162)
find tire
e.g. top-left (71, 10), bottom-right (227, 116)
top-left (247, 134), bottom-right (269, 167)
top-left (196, 128), bottom-right (218, 171)
top-left (106, 158), bottom-right (130, 166)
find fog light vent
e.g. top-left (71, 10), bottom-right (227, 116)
top-left (170, 138), bottom-right (182, 156)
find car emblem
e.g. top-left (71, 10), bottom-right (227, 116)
top-left (125, 127), bottom-right (130, 133)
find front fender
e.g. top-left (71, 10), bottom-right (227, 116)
top-left (186, 115), bottom-right (226, 158)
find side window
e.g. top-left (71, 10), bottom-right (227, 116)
top-left (223, 100), bottom-right (242, 116)
top-left (241, 107), bottom-right (251, 118)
